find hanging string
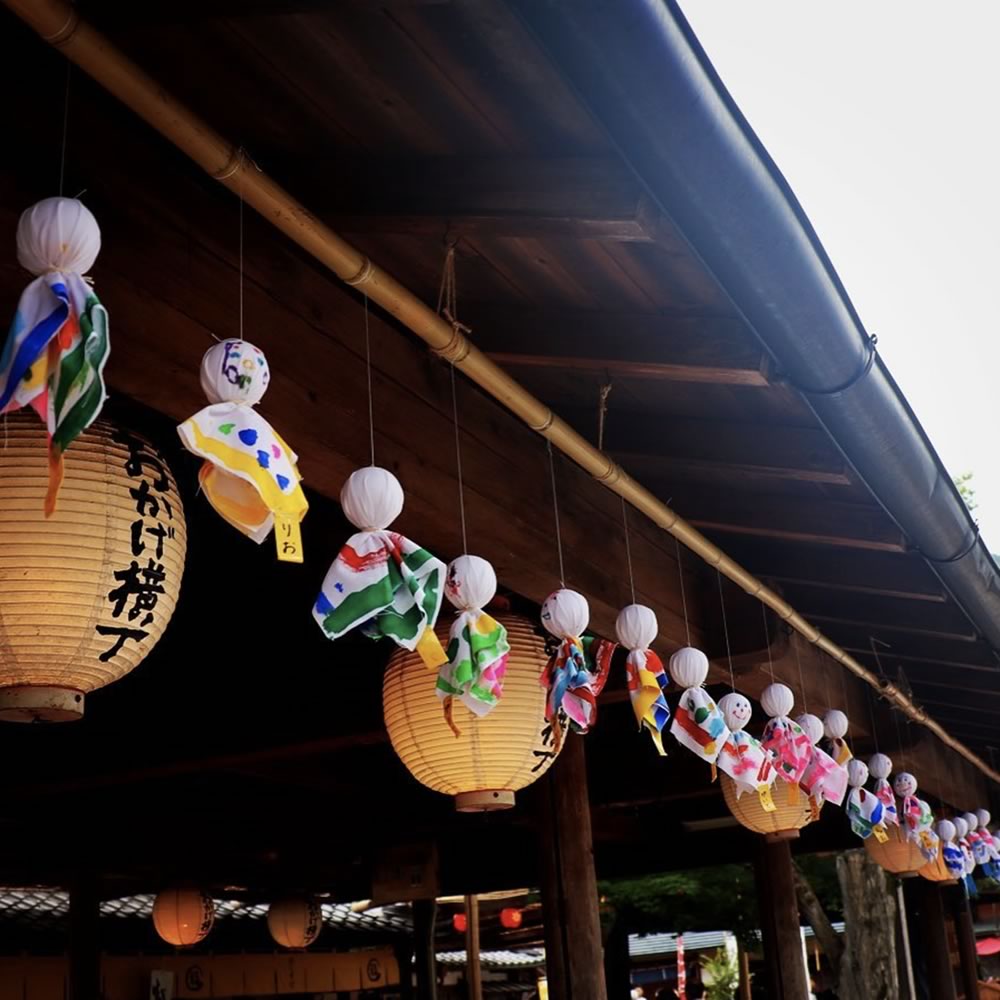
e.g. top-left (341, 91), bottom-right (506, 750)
top-left (794, 638), bottom-right (808, 715)
top-left (364, 293), bottom-right (375, 466)
top-left (58, 63), bottom-right (71, 196)
top-left (238, 150), bottom-right (245, 341)
top-left (597, 380), bottom-right (613, 451)
top-left (869, 636), bottom-right (894, 763)
top-left (865, 683), bottom-right (881, 756)
top-left (436, 244), bottom-right (472, 554)
top-left (761, 604), bottom-right (776, 684)
top-left (547, 439), bottom-right (566, 587)
top-left (621, 497), bottom-right (636, 605)
top-left (450, 366), bottom-right (468, 555)
top-left (837, 661), bottom-right (854, 752)
top-left (674, 537), bottom-right (692, 647)
top-left (717, 570), bottom-right (736, 692)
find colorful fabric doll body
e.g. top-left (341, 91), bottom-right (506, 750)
top-left (178, 340), bottom-right (308, 560)
top-left (797, 713), bottom-right (848, 810)
top-left (867, 753), bottom-right (899, 826)
top-left (668, 646), bottom-right (728, 764)
top-left (760, 684), bottom-right (813, 800)
top-left (954, 817), bottom-right (979, 896)
top-left (314, 467), bottom-right (446, 667)
top-left (539, 589), bottom-right (616, 745)
top-left (0, 197), bottom-right (110, 514)
top-left (716, 692), bottom-right (777, 811)
top-left (893, 773), bottom-right (939, 863)
top-left (938, 820), bottom-right (967, 880)
top-left (823, 709), bottom-right (852, 766)
top-left (845, 759), bottom-right (887, 841)
top-left (616, 604), bottom-right (670, 755)
top-left (435, 555), bottom-right (510, 734)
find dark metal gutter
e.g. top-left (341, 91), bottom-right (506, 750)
top-left (507, 0), bottom-right (1000, 657)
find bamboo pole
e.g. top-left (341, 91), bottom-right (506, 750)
top-left (7, 0), bottom-right (998, 786)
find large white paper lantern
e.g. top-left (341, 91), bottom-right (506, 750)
top-left (0, 413), bottom-right (186, 721)
top-left (153, 888), bottom-right (215, 947)
top-left (268, 897), bottom-right (323, 949)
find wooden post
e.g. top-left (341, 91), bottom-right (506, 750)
top-left (602, 915), bottom-right (631, 1000)
top-left (537, 737), bottom-right (608, 1000)
top-left (412, 899), bottom-right (438, 1000)
top-left (737, 943), bottom-right (752, 1000)
top-left (68, 877), bottom-right (100, 1000)
top-left (753, 838), bottom-right (809, 999)
top-left (465, 894), bottom-right (483, 1000)
top-left (896, 882), bottom-right (917, 1000)
top-left (903, 878), bottom-right (956, 1000)
top-left (835, 850), bottom-right (899, 999)
top-left (949, 885), bottom-right (979, 1000)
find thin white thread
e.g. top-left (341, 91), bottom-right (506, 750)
top-left (547, 439), bottom-right (565, 587)
top-left (675, 537), bottom-right (692, 647)
top-left (238, 151), bottom-right (245, 341)
top-left (450, 364), bottom-right (468, 555)
top-left (717, 570), bottom-right (736, 691)
top-left (621, 496), bottom-right (636, 605)
top-left (761, 603), bottom-right (776, 684)
top-left (795, 639), bottom-right (808, 715)
top-left (364, 293), bottom-right (375, 466)
top-left (59, 63), bottom-right (71, 196)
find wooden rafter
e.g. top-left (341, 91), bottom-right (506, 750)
top-left (473, 309), bottom-right (768, 386)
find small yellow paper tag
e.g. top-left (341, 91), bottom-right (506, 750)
top-left (786, 782), bottom-right (800, 805)
top-left (416, 627), bottom-right (448, 670)
top-left (758, 785), bottom-right (777, 813)
top-left (872, 823), bottom-right (889, 844)
top-left (274, 514), bottom-right (304, 564)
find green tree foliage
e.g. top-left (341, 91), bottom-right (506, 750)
top-left (954, 471), bottom-right (978, 513)
top-left (700, 947), bottom-right (740, 1000)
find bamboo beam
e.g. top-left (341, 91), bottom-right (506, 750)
top-left (8, 0), bottom-right (998, 787)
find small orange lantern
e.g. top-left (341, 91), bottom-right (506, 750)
top-left (152, 888), bottom-right (215, 946)
top-left (453, 913), bottom-right (467, 933)
top-left (500, 907), bottom-right (523, 929)
top-left (267, 896), bottom-right (322, 949)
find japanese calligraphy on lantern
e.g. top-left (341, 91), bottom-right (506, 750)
top-left (94, 429), bottom-right (184, 664)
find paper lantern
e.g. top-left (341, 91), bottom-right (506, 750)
top-left (153, 888), bottom-right (215, 946)
top-left (384, 613), bottom-right (561, 811)
top-left (0, 413), bottom-right (186, 721)
top-left (720, 773), bottom-right (814, 841)
top-left (866, 823), bottom-right (926, 876)
top-left (668, 646), bottom-right (709, 688)
top-left (500, 907), bottom-right (523, 929)
top-left (453, 913), bottom-right (467, 933)
top-left (919, 850), bottom-right (957, 883)
top-left (267, 896), bottom-right (322, 949)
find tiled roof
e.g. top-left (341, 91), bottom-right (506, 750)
top-left (437, 949), bottom-right (546, 969)
top-left (0, 888), bottom-right (410, 934)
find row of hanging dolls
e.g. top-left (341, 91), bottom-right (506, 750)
top-left (6, 197), bottom-right (995, 887)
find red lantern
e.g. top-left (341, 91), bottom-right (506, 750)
top-left (453, 913), bottom-right (467, 933)
top-left (500, 907), bottom-right (523, 929)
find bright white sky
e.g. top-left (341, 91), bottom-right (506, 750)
top-left (680, 1), bottom-right (1000, 547)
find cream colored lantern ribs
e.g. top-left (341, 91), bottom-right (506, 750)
top-left (0, 414), bottom-right (186, 720)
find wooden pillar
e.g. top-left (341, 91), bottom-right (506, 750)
top-left (903, 878), bottom-right (956, 1000)
top-left (68, 878), bottom-right (100, 1000)
top-left (753, 838), bottom-right (809, 999)
top-left (602, 915), bottom-right (631, 1000)
top-left (949, 885), bottom-right (979, 1000)
top-left (464, 894), bottom-right (483, 1000)
top-left (537, 737), bottom-right (607, 1000)
top-left (413, 899), bottom-right (438, 1000)
top-left (737, 944), bottom-right (752, 1000)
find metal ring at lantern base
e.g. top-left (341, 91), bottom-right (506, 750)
top-left (864, 824), bottom-right (926, 876)
top-left (719, 774), bottom-right (814, 842)
top-left (455, 789), bottom-right (517, 813)
top-left (0, 685), bottom-right (85, 722)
